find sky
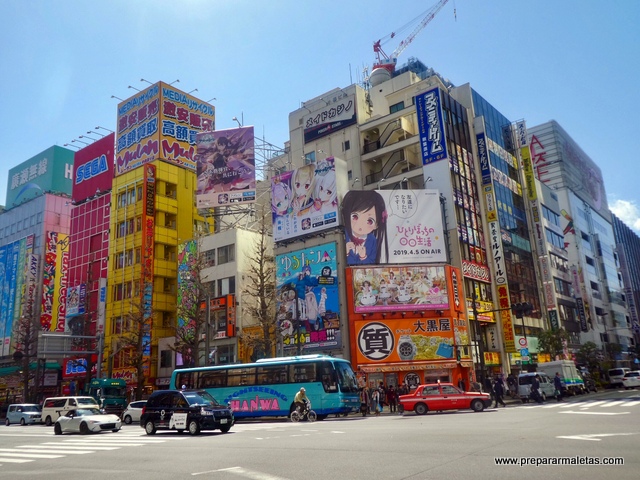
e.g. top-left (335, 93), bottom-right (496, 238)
top-left (1, 0), bottom-right (639, 233)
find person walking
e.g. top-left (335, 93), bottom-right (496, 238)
top-left (493, 376), bottom-right (506, 408)
top-left (554, 372), bottom-right (563, 402)
top-left (531, 374), bottom-right (544, 404)
top-left (483, 375), bottom-right (494, 402)
top-left (387, 385), bottom-right (398, 413)
top-left (371, 388), bottom-right (381, 416)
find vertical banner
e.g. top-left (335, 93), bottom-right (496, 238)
top-left (141, 164), bottom-right (156, 373)
top-left (275, 242), bottom-right (341, 353)
top-left (97, 278), bottom-right (107, 334)
top-left (195, 126), bottom-right (256, 208)
top-left (416, 87), bottom-right (448, 165)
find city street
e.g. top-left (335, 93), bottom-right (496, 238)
top-left (0, 388), bottom-right (637, 480)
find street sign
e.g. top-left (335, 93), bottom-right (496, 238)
top-left (520, 348), bottom-right (529, 357)
top-left (518, 337), bottom-right (528, 348)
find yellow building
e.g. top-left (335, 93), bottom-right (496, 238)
top-left (105, 160), bottom-right (211, 389)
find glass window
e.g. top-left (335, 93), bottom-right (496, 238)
top-left (218, 244), bottom-right (235, 265)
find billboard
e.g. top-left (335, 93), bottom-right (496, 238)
top-left (177, 240), bottom-right (198, 332)
top-left (115, 82), bottom-right (215, 176)
top-left (303, 94), bottom-right (356, 143)
top-left (65, 284), bottom-right (86, 336)
top-left (6, 146), bottom-right (74, 208)
top-left (195, 126), bottom-right (256, 208)
top-left (342, 189), bottom-right (446, 265)
top-left (416, 87), bottom-right (448, 165)
top-left (350, 265), bottom-right (449, 313)
top-left (275, 242), bottom-right (341, 353)
top-left (354, 318), bottom-right (456, 364)
top-left (40, 232), bottom-right (69, 332)
top-left (72, 133), bottom-right (115, 203)
top-left (141, 165), bottom-right (156, 372)
top-left (272, 158), bottom-right (340, 242)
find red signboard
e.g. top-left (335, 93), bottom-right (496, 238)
top-left (72, 133), bottom-right (115, 203)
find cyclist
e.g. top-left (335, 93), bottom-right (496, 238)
top-left (294, 387), bottom-right (309, 414)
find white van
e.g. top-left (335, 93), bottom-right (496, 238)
top-left (518, 372), bottom-right (556, 403)
top-left (41, 396), bottom-right (100, 426)
top-left (608, 368), bottom-right (631, 388)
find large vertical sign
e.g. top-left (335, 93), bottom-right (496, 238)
top-left (40, 232), bottom-right (69, 332)
top-left (476, 132), bottom-right (516, 353)
top-left (195, 126), bottom-right (256, 208)
top-left (275, 242), bottom-right (341, 353)
top-left (272, 158), bottom-right (339, 242)
top-left (72, 133), bottom-right (115, 203)
top-left (342, 189), bottom-right (446, 265)
top-left (416, 87), bottom-right (448, 166)
top-left (115, 82), bottom-right (215, 176)
top-left (141, 165), bottom-right (156, 372)
top-left (0, 241), bottom-right (20, 354)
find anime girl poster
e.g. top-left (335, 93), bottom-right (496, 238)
top-left (272, 158), bottom-right (340, 242)
top-left (275, 242), bottom-right (341, 353)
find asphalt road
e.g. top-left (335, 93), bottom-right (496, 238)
top-left (0, 388), bottom-right (637, 480)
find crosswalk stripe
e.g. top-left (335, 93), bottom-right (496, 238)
top-left (62, 437), bottom-right (166, 443)
top-left (0, 457), bottom-right (33, 463)
top-left (600, 401), bottom-right (624, 408)
top-left (619, 401), bottom-right (640, 407)
top-left (542, 404), bottom-right (562, 408)
top-left (581, 401), bottom-right (606, 407)
top-left (0, 451), bottom-right (63, 459)
top-left (16, 446), bottom-right (94, 454)
top-left (40, 442), bottom-right (120, 450)
top-left (59, 441), bottom-right (147, 447)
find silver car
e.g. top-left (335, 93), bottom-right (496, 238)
top-left (5, 404), bottom-right (42, 426)
top-left (122, 400), bottom-right (147, 424)
top-left (54, 408), bottom-right (121, 435)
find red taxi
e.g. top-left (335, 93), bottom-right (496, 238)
top-left (398, 383), bottom-right (492, 415)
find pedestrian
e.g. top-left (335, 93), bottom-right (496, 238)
top-left (387, 385), bottom-right (397, 413)
top-left (359, 387), bottom-right (370, 416)
top-left (493, 376), bottom-right (506, 407)
top-left (507, 373), bottom-right (517, 398)
top-left (378, 382), bottom-right (386, 412)
top-left (554, 372), bottom-right (563, 402)
top-left (457, 377), bottom-right (466, 391)
top-left (531, 374), bottom-right (543, 404)
top-left (371, 388), bottom-right (381, 416)
top-left (483, 375), bottom-right (494, 402)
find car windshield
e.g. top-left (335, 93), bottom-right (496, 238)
top-left (22, 405), bottom-right (41, 412)
top-left (76, 408), bottom-right (101, 416)
top-left (627, 372), bottom-right (639, 377)
top-left (183, 391), bottom-right (221, 407)
top-left (77, 398), bottom-right (98, 405)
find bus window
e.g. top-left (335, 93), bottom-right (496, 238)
top-left (319, 361), bottom-right (338, 392)
top-left (227, 367), bottom-right (256, 387)
top-left (199, 370), bottom-right (227, 388)
top-left (334, 362), bottom-right (359, 393)
top-left (290, 363), bottom-right (316, 383)
top-left (257, 365), bottom-right (288, 385)
top-left (175, 372), bottom-right (198, 390)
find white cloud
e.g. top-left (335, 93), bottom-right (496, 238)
top-left (610, 199), bottom-right (640, 234)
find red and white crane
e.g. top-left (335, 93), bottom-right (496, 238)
top-left (373, 0), bottom-right (451, 73)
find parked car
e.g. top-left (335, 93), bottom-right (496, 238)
top-left (608, 368), bottom-right (631, 388)
top-left (122, 400), bottom-right (147, 424)
top-left (54, 408), bottom-right (122, 435)
top-left (140, 389), bottom-right (234, 436)
top-left (621, 371), bottom-right (640, 389)
top-left (5, 404), bottom-right (42, 426)
top-left (398, 383), bottom-right (492, 415)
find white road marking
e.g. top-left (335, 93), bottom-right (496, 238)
top-left (619, 401), bottom-right (640, 407)
top-left (0, 457), bottom-right (33, 463)
top-left (15, 446), bottom-right (94, 454)
top-left (559, 411), bottom-right (630, 416)
top-left (542, 404), bottom-right (562, 408)
top-left (557, 433), bottom-right (637, 442)
top-left (192, 466), bottom-right (291, 479)
top-left (599, 401), bottom-right (625, 408)
top-left (39, 442), bottom-right (121, 450)
top-left (0, 451), bottom-right (63, 459)
top-left (580, 401), bottom-right (606, 408)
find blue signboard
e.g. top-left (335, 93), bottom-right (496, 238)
top-left (416, 87), bottom-right (448, 165)
top-left (476, 132), bottom-right (492, 185)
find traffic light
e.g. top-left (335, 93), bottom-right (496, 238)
top-left (511, 302), bottom-right (534, 318)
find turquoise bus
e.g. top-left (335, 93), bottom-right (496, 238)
top-left (171, 355), bottom-right (361, 419)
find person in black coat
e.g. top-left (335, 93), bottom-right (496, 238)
top-left (493, 376), bottom-right (506, 407)
top-left (554, 372), bottom-right (563, 401)
top-left (530, 374), bottom-right (544, 404)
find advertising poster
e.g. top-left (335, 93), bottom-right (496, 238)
top-left (72, 133), bottom-right (115, 203)
top-left (115, 82), bottom-right (215, 176)
top-left (342, 189), bottom-right (445, 265)
top-left (350, 265), bottom-right (449, 313)
top-left (51, 233), bottom-right (69, 333)
top-left (272, 158), bottom-right (340, 242)
top-left (141, 165), bottom-right (156, 372)
top-left (275, 242), bottom-right (341, 353)
top-left (354, 318), bottom-right (455, 364)
top-left (195, 126), bottom-right (256, 208)
top-left (0, 242), bottom-right (19, 355)
top-left (65, 284), bottom-right (86, 336)
top-left (415, 87), bottom-right (448, 165)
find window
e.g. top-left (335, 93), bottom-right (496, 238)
top-left (389, 101), bottom-right (405, 114)
top-left (217, 276), bottom-right (235, 295)
top-left (202, 249), bottom-right (216, 267)
top-left (342, 140), bottom-right (350, 151)
top-left (218, 244), bottom-right (235, 265)
top-left (304, 151), bottom-right (316, 164)
top-left (160, 350), bottom-right (173, 369)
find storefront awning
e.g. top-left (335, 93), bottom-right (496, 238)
top-left (358, 360), bottom-right (460, 373)
top-left (0, 362), bottom-right (61, 378)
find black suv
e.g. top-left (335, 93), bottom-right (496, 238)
top-left (140, 389), bottom-right (234, 436)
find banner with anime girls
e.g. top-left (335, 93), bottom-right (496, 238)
top-left (275, 242), bottom-right (341, 353)
top-left (342, 189), bottom-right (446, 265)
top-left (350, 265), bottom-right (449, 313)
top-left (271, 157), bottom-right (340, 242)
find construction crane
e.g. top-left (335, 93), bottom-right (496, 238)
top-left (373, 0), bottom-right (450, 74)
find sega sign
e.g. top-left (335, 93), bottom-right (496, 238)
top-left (75, 154), bottom-right (108, 184)
top-left (63, 357), bottom-right (97, 378)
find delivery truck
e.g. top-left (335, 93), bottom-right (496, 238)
top-left (537, 360), bottom-right (585, 395)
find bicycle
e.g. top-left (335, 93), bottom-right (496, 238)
top-left (290, 401), bottom-right (317, 422)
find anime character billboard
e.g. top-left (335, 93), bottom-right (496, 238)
top-left (275, 242), bottom-right (341, 353)
top-left (195, 126), bottom-right (256, 208)
top-left (342, 189), bottom-right (446, 265)
top-left (271, 158), bottom-right (339, 242)
top-left (351, 265), bottom-right (449, 313)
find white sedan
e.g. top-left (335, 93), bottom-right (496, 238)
top-left (54, 408), bottom-right (122, 435)
top-left (622, 371), bottom-right (640, 389)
